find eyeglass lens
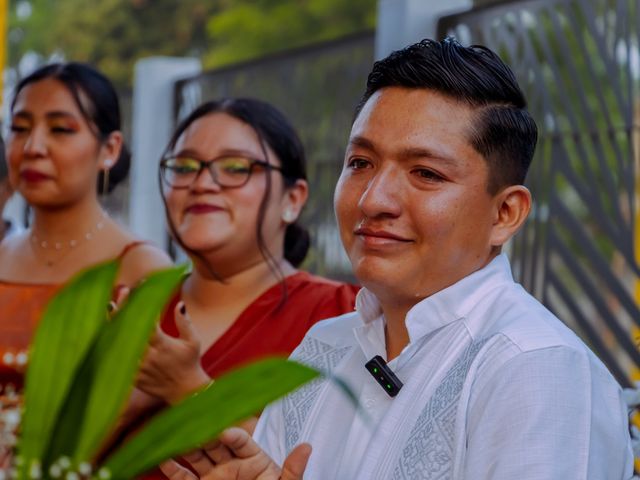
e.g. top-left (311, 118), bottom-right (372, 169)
top-left (162, 156), bottom-right (256, 188)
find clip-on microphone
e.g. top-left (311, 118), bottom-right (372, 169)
top-left (365, 355), bottom-right (403, 397)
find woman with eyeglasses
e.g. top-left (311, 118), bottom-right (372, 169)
top-left (121, 101), bottom-right (358, 465)
top-left (119, 98), bottom-right (358, 478)
top-left (136, 98), bottom-right (358, 401)
top-left (0, 62), bottom-right (171, 465)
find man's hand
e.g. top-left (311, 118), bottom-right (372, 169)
top-left (159, 427), bottom-right (311, 480)
top-left (136, 302), bottom-right (210, 404)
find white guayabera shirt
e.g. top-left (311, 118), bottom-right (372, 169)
top-left (254, 254), bottom-right (634, 480)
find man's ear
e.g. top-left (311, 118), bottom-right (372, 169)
top-left (490, 185), bottom-right (531, 247)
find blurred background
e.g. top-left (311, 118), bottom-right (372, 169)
top-left (0, 0), bottom-right (639, 392)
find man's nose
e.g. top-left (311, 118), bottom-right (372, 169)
top-left (357, 166), bottom-right (402, 218)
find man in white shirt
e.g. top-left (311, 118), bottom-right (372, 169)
top-left (161, 37), bottom-right (634, 480)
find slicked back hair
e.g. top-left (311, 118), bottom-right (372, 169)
top-left (355, 37), bottom-right (537, 194)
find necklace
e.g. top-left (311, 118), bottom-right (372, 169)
top-left (29, 211), bottom-right (108, 267)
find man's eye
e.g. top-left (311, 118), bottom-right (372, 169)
top-left (413, 168), bottom-right (444, 182)
top-left (347, 158), bottom-right (371, 169)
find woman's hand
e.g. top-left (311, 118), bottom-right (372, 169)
top-left (136, 302), bottom-right (210, 404)
top-left (159, 427), bottom-right (311, 480)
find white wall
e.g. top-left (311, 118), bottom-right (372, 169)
top-left (129, 57), bottom-right (201, 249)
top-left (376, 0), bottom-right (473, 59)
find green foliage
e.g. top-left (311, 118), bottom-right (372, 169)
top-left (18, 261), bottom-right (119, 476)
top-left (15, 261), bottom-right (321, 479)
top-left (9, 0), bottom-right (220, 88)
top-left (102, 359), bottom-right (318, 478)
top-left (8, 0), bottom-right (376, 89)
top-left (204, 0), bottom-right (376, 68)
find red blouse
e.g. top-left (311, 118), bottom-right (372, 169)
top-left (138, 271), bottom-right (359, 479)
top-left (161, 271), bottom-right (360, 378)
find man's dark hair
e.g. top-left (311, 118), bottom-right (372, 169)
top-left (356, 37), bottom-right (538, 193)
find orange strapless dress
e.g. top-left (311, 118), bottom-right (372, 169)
top-left (0, 241), bottom-right (146, 463)
top-left (0, 280), bottom-right (60, 463)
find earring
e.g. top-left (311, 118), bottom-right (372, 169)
top-left (102, 159), bottom-right (112, 195)
top-left (282, 209), bottom-right (296, 223)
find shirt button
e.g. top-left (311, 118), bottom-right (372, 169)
top-left (364, 398), bottom-right (376, 409)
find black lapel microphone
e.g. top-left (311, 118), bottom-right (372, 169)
top-left (365, 355), bottom-right (403, 397)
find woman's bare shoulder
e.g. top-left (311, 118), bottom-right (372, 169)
top-left (116, 240), bottom-right (174, 287)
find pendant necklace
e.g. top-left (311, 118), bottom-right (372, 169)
top-left (29, 211), bottom-right (108, 267)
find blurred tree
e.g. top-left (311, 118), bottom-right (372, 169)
top-left (204, 0), bottom-right (376, 67)
top-left (8, 0), bottom-right (219, 88)
top-left (7, 0), bottom-right (375, 89)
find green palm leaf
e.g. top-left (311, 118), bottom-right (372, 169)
top-left (16, 262), bottom-right (349, 480)
top-left (102, 358), bottom-right (319, 479)
top-left (18, 261), bottom-right (119, 478)
top-left (70, 266), bottom-right (186, 464)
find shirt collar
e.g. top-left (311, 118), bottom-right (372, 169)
top-left (355, 254), bottom-right (514, 344)
top-left (354, 287), bottom-right (383, 324)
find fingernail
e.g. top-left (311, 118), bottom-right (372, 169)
top-left (179, 302), bottom-right (186, 315)
top-left (107, 301), bottom-right (117, 313)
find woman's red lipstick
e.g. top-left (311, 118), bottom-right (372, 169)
top-left (185, 204), bottom-right (224, 214)
top-left (20, 169), bottom-right (51, 183)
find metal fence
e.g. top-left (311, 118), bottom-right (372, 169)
top-left (440, 0), bottom-right (640, 386)
top-left (172, 31), bottom-right (375, 281)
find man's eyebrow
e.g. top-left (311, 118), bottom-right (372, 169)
top-left (397, 147), bottom-right (459, 165)
top-left (347, 135), bottom-right (376, 151)
top-left (349, 135), bottom-right (460, 166)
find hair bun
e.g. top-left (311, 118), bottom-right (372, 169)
top-left (284, 223), bottom-right (310, 267)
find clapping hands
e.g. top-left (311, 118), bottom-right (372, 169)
top-left (160, 427), bottom-right (311, 480)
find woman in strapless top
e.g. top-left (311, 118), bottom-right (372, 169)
top-left (0, 62), bottom-right (172, 465)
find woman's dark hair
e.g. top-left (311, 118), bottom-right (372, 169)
top-left (161, 98), bottom-right (310, 281)
top-left (10, 62), bottom-right (130, 194)
top-left (356, 37), bottom-right (538, 194)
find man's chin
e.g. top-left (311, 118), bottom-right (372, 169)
top-left (352, 264), bottom-right (403, 293)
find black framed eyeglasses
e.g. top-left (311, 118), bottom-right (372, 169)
top-left (159, 155), bottom-right (284, 189)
